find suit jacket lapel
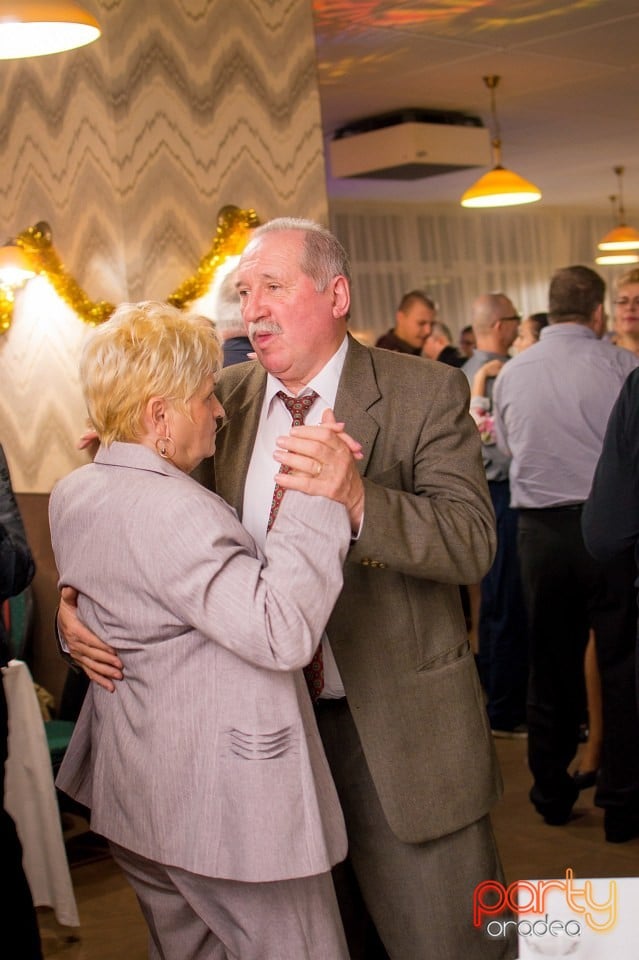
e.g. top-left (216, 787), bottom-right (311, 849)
top-left (215, 365), bottom-right (267, 516)
top-left (334, 334), bottom-right (381, 477)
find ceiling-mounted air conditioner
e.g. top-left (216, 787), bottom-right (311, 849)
top-left (329, 108), bottom-right (491, 181)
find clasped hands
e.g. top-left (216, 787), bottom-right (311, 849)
top-left (273, 407), bottom-right (365, 535)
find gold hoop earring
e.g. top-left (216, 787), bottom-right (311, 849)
top-left (156, 435), bottom-right (176, 460)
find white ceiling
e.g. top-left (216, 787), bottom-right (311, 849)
top-left (311, 0), bottom-right (639, 212)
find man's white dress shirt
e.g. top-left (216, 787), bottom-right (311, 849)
top-left (242, 336), bottom-right (348, 698)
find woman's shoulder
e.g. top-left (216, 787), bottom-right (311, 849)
top-left (50, 461), bottom-right (97, 502)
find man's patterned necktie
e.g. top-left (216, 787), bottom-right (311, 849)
top-left (267, 390), bottom-right (324, 701)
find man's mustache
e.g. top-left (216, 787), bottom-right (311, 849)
top-left (247, 321), bottom-right (283, 342)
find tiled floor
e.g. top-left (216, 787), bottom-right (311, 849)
top-left (39, 737), bottom-right (638, 958)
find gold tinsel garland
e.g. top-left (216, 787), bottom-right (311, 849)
top-left (0, 204), bottom-right (260, 335)
top-left (168, 204), bottom-right (260, 309)
top-left (16, 220), bottom-right (115, 327)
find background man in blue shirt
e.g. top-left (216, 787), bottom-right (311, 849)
top-left (494, 265), bottom-right (639, 842)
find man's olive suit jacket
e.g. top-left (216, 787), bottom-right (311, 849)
top-left (212, 334), bottom-right (501, 844)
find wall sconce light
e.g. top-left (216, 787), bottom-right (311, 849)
top-left (460, 76), bottom-right (542, 209)
top-left (0, 240), bottom-right (36, 333)
top-left (0, 206), bottom-right (260, 335)
top-left (0, 1), bottom-right (101, 60)
top-left (0, 242), bottom-right (36, 287)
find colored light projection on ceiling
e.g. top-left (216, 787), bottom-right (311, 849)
top-left (312, 0), bottom-right (603, 34)
top-left (312, 0), bottom-right (604, 82)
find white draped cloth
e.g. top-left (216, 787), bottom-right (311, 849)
top-left (329, 202), bottom-right (614, 344)
top-left (3, 659), bottom-right (80, 928)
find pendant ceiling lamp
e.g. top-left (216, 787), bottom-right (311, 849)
top-left (0, 1), bottom-right (100, 60)
top-left (597, 166), bottom-right (639, 253)
top-left (595, 193), bottom-right (639, 265)
top-left (461, 75), bottom-right (541, 209)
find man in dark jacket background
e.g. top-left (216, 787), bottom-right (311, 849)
top-left (0, 443), bottom-right (40, 958)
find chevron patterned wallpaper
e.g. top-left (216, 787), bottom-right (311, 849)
top-left (0, 0), bottom-right (328, 491)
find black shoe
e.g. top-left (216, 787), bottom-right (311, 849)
top-left (542, 806), bottom-right (575, 827)
top-left (604, 810), bottom-right (639, 844)
top-left (572, 769), bottom-right (598, 791)
top-left (530, 780), bottom-right (578, 826)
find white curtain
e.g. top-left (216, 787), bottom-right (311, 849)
top-left (329, 201), bottom-right (614, 344)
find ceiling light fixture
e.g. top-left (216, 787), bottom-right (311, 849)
top-left (0, 239), bottom-right (36, 333)
top-left (0, 1), bottom-right (100, 60)
top-left (460, 75), bottom-right (541, 209)
top-left (597, 166), bottom-right (639, 253)
top-left (595, 194), bottom-right (639, 266)
top-left (595, 252), bottom-right (639, 265)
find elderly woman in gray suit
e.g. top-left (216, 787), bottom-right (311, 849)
top-left (49, 300), bottom-right (358, 960)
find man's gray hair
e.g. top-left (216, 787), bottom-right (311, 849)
top-left (250, 217), bottom-right (352, 291)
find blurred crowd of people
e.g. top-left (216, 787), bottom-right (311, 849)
top-left (376, 264), bottom-right (639, 849)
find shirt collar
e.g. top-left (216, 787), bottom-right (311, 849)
top-left (540, 323), bottom-right (597, 341)
top-left (264, 335), bottom-right (349, 411)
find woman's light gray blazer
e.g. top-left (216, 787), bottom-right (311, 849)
top-left (51, 441), bottom-right (350, 883)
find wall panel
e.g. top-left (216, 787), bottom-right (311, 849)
top-left (0, 0), bottom-right (328, 492)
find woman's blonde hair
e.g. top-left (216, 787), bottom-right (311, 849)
top-left (80, 300), bottom-right (221, 444)
top-left (615, 267), bottom-right (639, 292)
